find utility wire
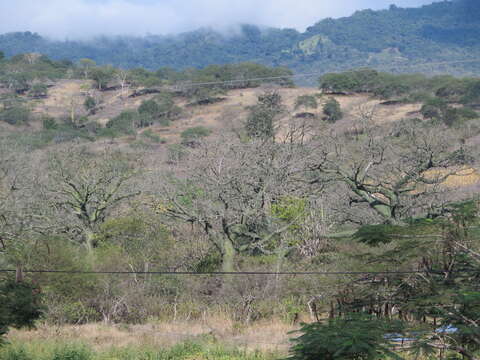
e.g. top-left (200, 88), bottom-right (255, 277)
top-left (167, 58), bottom-right (480, 89)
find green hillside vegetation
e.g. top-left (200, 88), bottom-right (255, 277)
top-left (1, 1), bottom-right (480, 77)
top-left (0, 53), bottom-right (479, 359)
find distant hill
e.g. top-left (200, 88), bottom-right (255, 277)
top-left (1, 0), bottom-right (480, 78)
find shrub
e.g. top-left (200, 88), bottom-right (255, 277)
top-left (0, 106), bottom-right (31, 125)
top-left (295, 95), bottom-right (318, 110)
top-left (141, 129), bottom-right (166, 143)
top-left (105, 111), bottom-right (137, 135)
top-left (246, 91), bottom-right (284, 138)
top-left (180, 126), bottom-right (211, 147)
top-left (52, 345), bottom-right (92, 360)
top-left (287, 314), bottom-right (404, 360)
top-left (322, 98), bottom-right (343, 123)
top-left (28, 83), bottom-right (48, 98)
top-left (42, 116), bottom-right (58, 130)
top-left (0, 280), bottom-right (42, 345)
top-left (83, 96), bottom-right (96, 114)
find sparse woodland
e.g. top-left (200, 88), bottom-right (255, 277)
top-left (0, 53), bottom-right (479, 360)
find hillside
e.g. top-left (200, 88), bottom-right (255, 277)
top-left (1, 0), bottom-right (480, 78)
top-left (1, 53), bottom-right (480, 359)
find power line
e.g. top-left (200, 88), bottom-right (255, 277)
top-left (171, 72), bottom-right (323, 88)
top-left (0, 269), bottom-right (477, 276)
top-left (169, 58), bottom-right (480, 89)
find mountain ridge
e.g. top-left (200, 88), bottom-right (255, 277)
top-left (1, 0), bottom-right (480, 78)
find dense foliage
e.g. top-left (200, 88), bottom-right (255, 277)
top-left (0, 280), bottom-right (42, 345)
top-left (1, 1), bottom-right (480, 78)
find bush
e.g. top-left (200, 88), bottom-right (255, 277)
top-left (295, 95), bottom-right (318, 111)
top-left (141, 129), bottom-right (166, 143)
top-left (0, 346), bottom-right (32, 360)
top-left (0, 106), bottom-right (31, 125)
top-left (105, 111), bottom-right (137, 135)
top-left (0, 280), bottom-right (42, 345)
top-left (51, 345), bottom-right (92, 360)
top-left (180, 126), bottom-right (211, 147)
top-left (42, 116), bottom-right (58, 130)
top-left (322, 98), bottom-right (343, 123)
top-left (28, 83), bottom-right (48, 98)
top-left (83, 96), bottom-right (96, 114)
top-left (246, 91), bottom-right (284, 138)
top-left (288, 314), bottom-right (404, 360)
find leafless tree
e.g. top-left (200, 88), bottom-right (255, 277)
top-left (46, 146), bottom-right (142, 252)
top-left (160, 135), bottom-right (316, 272)
top-left (115, 69), bottom-right (130, 99)
top-left (309, 120), bottom-right (471, 225)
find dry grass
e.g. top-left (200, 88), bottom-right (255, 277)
top-left (7, 318), bottom-right (296, 353)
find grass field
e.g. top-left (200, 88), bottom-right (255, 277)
top-left (0, 341), bottom-right (279, 360)
top-left (1, 320), bottom-right (292, 360)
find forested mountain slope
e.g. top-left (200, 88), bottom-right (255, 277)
top-left (1, 0), bottom-right (480, 77)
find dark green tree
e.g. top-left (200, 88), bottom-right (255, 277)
top-left (246, 91), bottom-right (284, 138)
top-left (84, 96), bottom-right (97, 115)
top-left (288, 314), bottom-right (404, 360)
top-left (295, 95), bottom-right (318, 111)
top-left (323, 97), bottom-right (343, 123)
top-left (0, 279), bottom-right (42, 345)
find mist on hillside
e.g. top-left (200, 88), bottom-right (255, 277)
top-left (0, 0), bottom-right (435, 39)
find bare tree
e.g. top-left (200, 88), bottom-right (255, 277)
top-left (310, 120), bottom-right (470, 225)
top-left (46, 146), bottom-right (142, 252)
top-left (115, 69), bottom-right (130, 99)
top-left (161, 135), bottom-right (314, 272)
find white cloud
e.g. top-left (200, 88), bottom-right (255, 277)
top-left (0, 0), bottom-right (435, 39)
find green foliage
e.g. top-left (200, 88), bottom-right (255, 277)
top-left (52, 345), bottom-right (92, 360)
top-left (180, 126), bottom-right (211, 147)
top-left (83, 96), bottom-right (96, 114)
top-left (89, 66), bottom-right (114, 90)
top-left (141, 129), bottom-right (165, 143)
top-left (28, 83), bottom-right (48, 98)
top-left (322, 98), bottom-right (342, 123)
top-left (246, 91), bottom-right (284, 138)
top-left (354, 224), bottom-right (404, 246)
top-left (2, 1), bottom-right (480, 78)
top-left (0, 341), bottom-right (276, 360)
top-left (0, 106), bottom-right (31, 125)
top-left (41, 116), bottom-right (58, 130)
top-left (0, 280), bottom-right (42, 345)
top-left (105, 111), bottom-right (136, 135)
top-left (294, 95), bottom-right (318, 110)
top-left (288, 314), bottom-right (404, 360)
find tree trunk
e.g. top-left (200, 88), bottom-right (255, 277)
top-left (221, 237), bottom-right (236, 273)
top-left (84, 229), bottom-right (95, 254)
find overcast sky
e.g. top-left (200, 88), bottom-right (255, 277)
top-left (0, 0), bottom-right (436, 39)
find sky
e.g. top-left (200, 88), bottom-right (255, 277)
top-left (0, 0), bottom-right (437, 39)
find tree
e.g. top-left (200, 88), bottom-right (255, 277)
top-left (47, 147), bottom-right (141, 252)
top-left (79, 58), bottom-right (96, 79)
top-left (180, 126), bottom-right (211, 147)
top-left (0, 51), bottom-right (4, 61)
top-left (245, 91), bottom-right (285, 139)
top-left (90, 66), bottom-right (115, 90)
top-left (310, 120), bottom-right (469, 225)
top-left (162, 135), bottom-right (311, 272)
top-left (288, 314), bottom-right (404, 360)
top-left (295, 95), bottom-right (318, 111)
top-left (322, 97), bottom-right (343, 122)
top-left (0, 105), bottom-right (31, 125)
top-left (28, 83), bottom-right (48, 98)
top-left (115, 68), bottom-right (130, 98)
top-left (84, 96), bottom-right (97, 115)
top-left (0, 279), bottom-right (42, 345)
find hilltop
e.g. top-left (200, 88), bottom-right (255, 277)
top-left (1, 0), bottom-right (480, 78)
